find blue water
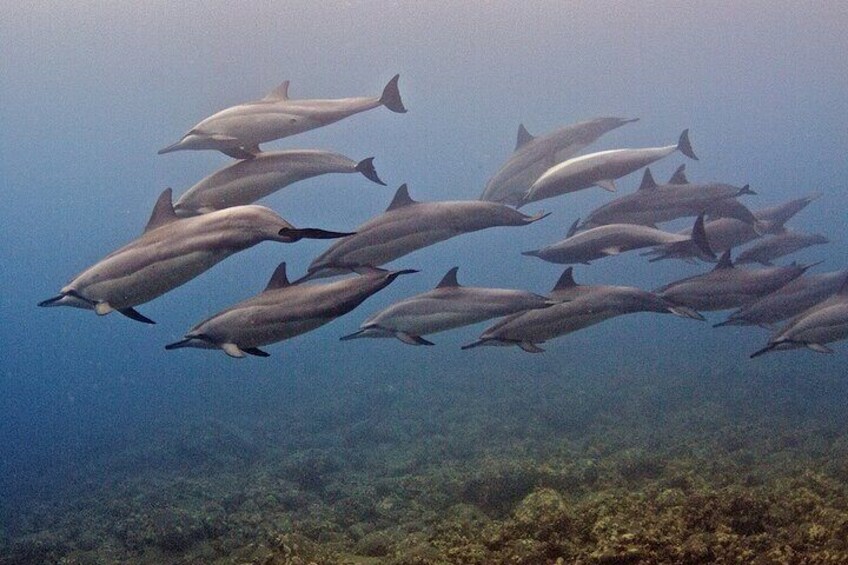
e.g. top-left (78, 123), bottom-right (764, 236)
top-left (2, 2), bottom-right (848, 561)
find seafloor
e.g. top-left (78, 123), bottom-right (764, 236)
top-left (2, 361), bottom-right (848, 564)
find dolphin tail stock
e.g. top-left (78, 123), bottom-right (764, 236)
top-left (380, 74), bottom-right (407, 113)
top-left (278, 227), bottom-right (356, 242)
top-left (355, 157), bottom-right (386, 186)
top-left (677, 129), bottom-right (698, 161)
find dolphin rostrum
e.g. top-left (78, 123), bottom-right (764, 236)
top-left (716, 270), bottom-right (848, 328)
top-left (462, 268), bottom-right (703, 352)
top-left (734, 231), bottom-right (828, 266)
top-left (158, 75), bottom-right (406, 159)
top-left (479, 117), bottom-right (638, 206)
top-left (165, 264), bottom-right (415, 357)
top-left (174, 150), bottom-right (385, 216)
top-left (520, 129), bottom-right (698, 207)
top-left (340, 266), bottom-right (556, 345)
top-left (750, 279), bottom-right (848, 358)
top-left (522, 214), bottom-right (713, 265)
top-left (38, 189), bottom-right (353, 323)
top-left (655, 250), bottom-right (811, 312)
top-left (304, 184), bottom-right (549, 280)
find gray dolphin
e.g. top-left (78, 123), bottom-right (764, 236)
top-left (655, 251), bottom-right (811, 312)
top-left (462, 268), bottom-right (703, 353)
top-left (580, 166), bottom-right (757, 230)
top-left (304, 184), bottom-right (549, 280)
top-left (735, 231), bottom-right (828, 266)
top-left (750, 281), bottom-right (848, 357)
top-left (158, 75), bottom-right (406, 159)
top-left (38, 189), bottom-right (353, 323)
top-left (165, 264), bottom-right (415, 357)
top-left (340, 267), bottom-right (556, 345)
top-left (716, 270), bottom-right (848, 328)
top-left (479, 117), bottom-right (639, 206)
top-left (173, 150), bottom-right (385, 216)
top-left (523, 214), bottom-right (713, 265)
top-left (520, 130), bottom-right (698, 207)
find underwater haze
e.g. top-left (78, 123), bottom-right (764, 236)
top-left (3, 2), bottom-right (848, 563)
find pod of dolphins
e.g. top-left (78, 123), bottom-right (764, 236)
top-left (39, 75), bottom-right (848, 359)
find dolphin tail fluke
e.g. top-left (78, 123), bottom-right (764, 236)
top-left (355, 157), bottom-right (386, 186)
top-left (677, 129), bottom-right (698, 161)
top-left (118, 307), bottom-right (156, 325)
top-left (278, 227), bottom-right (356, 242)
top-left (380, 74), bottom-right (407, 113)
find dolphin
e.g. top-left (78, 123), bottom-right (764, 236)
top-left (655, 250), bottom-right (811, 312)
top-left (479, 117), bottom-right (639, 206)
top-left (520, 129), bottom-right (698, 207)
top-left (38, 189), bottom-right (353, 323)
top-left (734, 231), bottom-right (829, 266)
top-left (158, 75), bottom-right (406, 159)
top-left (462, 268), bottom-right (703, 353)
top-left (750, 280), bottom-right (848, 357)
top-left (304, 184), bottom-right (549, 280)
top-left (165, 264), bottom-right (415, 357)
top-left (173, 150), bottom-right (385, 216)
top-left (522, 214), bottom-right (713, 265)
top-left (579, 166), bottom-right (758, 230)
top-left (716, 270), bottom-right (848, 328)
top-left (753, 192), bottom-right (822, 232)
top-left (340, 267), bottom-right (556, 345)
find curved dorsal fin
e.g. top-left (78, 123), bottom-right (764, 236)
top-left (551, 267), bottom-right (579, 292)
top-left (713, 250), bottom-right (734, 270)
top-left (144, 188), bottom-right (179, 234)
top-left (515, 124), bottom-right (534, 151)
top-left (638, 168), bottom-right (657, 191)
top-left (263, 80), bottom-right (290, 101)
top-left (436, 267), bottom-right (460, 289)
top-left (264, 262), bottom-right (291, 291)
top-left (386, 184), bottom-right (417, 211)
top-left (668, 164), bottom-right (688, 185)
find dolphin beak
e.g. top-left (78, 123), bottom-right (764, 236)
top-left (38, 295), bottom-right (66, 307)
top-left (158, 140), bottom-right (184, 155)
top-left (278, 227), bottom-right (356, 242)
top-left (165, 338), bottom-right (195, 350)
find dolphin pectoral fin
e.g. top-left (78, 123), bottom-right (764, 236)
top-left (94, 302), bottom-right (113, 316)
top-left (595, 179), bottom-right (616, 192)
top-left (518, 341), bottom-right (545, 353)
top-left (396, 332), bottom-right (434, 346)
top-left (355, 157), bottom-right (386, 186)
top-left (380, 74), bottom-right (407, 113)
top-left (118, 307), bottom-right (156, 325)
top-left (807, 343), bottom-right (834, 354)
top-left (278, 227), bottom-right (356, 242)
top-left (221, 343), bottom-right (247, 358)
top-left (668, 306), bottom-right (705, 321)
top-left (220, 146), bottom-right (257, 160)
top-left (242, 347), bottom-right (270, 357)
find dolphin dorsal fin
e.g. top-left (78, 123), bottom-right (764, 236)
top-left (638, 168), bottom-right (657, 191)
top-left (144, 188), bottom-right (179, 234)
top-left (386, 184), bottom-right (417, 211)
top-left (515, 124), bottom-right (534, 151)
top-left (668, 165), bottom-right (688, 185)
top-left (264, 262), bottom-right (291, 291)
top-left (551, 267), bottom-right (578, 292)
top-left (263, 80), bottom-right (290, 101)
top-left (436, 267), bottom-right (460, 289)
top-left (713, 250), bottom-right (734, 270)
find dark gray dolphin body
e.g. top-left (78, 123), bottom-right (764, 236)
top-left (340, 267), bottom-right (555, 345)
top-left (38, 190), bottom-right (352, 323)
top-left (462, 268), bottom-right (703, 352)
top-left (735, 231), bottom-right (828, 266)
top-left (165, 264), bottom-right (415, 357)
top-left (159, 75), bottom-right (406, 159)
top-left (716, 270), bottom-right (848, 328)
top-left (580, 166), bottom-right (757, 230)
top-left (750, 281), bottom-right (848, 357)
top-left (655, 251), bottom-right (811, 312)
top-left (520, 130), bottom-right (698, 207)
top-left (523, 214), bottom-right (712, 265)
top-left (305, 185), bottom-right (549, 279)
top-left (173, 150), bottom-right (384, 216)
top-left (479, 117), bottom-right (638, 206)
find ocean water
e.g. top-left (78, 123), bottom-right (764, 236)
top-left (2, 2), bottom-right (848, 563)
